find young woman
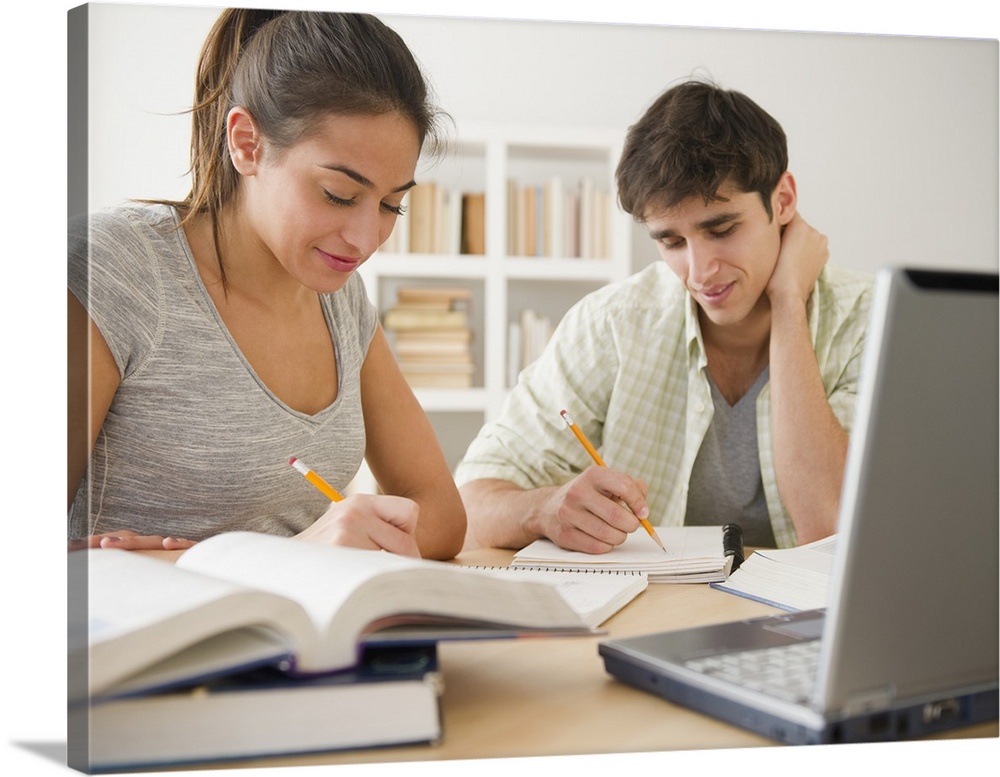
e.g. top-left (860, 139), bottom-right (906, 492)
top-left (68, 9), bottom-right (466, 560)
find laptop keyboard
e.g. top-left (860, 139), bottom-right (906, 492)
top-left (684, 640), bottom-right (820, 703)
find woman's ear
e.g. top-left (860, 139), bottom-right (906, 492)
top-left (227, 106), bottom-right (261, 176)
top-left (772, 171), bottom-right (798, 226)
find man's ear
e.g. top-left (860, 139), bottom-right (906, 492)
top-left (772, 171), bottom-right (798, 226)
top-left (227, 106), bottom-right (261, 176)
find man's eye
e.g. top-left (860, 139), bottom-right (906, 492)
top-left (709, 225), bottom-right (737, 239)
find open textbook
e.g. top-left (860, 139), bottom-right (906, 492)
top-left (69, 531), bottom-right (647, 701)
top-left (709, 535), bottom-right (836, 611)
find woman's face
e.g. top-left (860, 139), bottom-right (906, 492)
top-left (234, 110), bottom-right (422, 293)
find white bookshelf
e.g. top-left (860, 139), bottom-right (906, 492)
top-left (355, 124), bottom-right (633, 489)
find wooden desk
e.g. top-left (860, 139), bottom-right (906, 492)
top-left (217, 547), bottom-right (997, 769)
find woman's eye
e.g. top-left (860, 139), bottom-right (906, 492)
top-left (382, 202), bottom-right (407, 216)
top-left (323, 190), bottom-right (353, 206)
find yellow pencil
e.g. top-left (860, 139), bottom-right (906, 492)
top-left (289, 457), bottom-right (344, 502)
top-left (560, 409), bottom-right (666, 553)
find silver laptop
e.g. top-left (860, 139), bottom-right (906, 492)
top-left (599, 266), bottom-right (999, 745)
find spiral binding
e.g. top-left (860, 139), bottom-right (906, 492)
top-left (463, 565), bottom-right (643, 576)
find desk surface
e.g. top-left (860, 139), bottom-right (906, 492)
top-left (204, 547), bottom-right (995, 769)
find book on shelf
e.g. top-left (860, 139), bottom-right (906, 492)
top-left (71, 644), bottom-right (443, 772)
top-left (506, 176), bottom-right (610, 258)
top-left (461, 191), bottom-right (486, 255)
top-left (395, 329), bottom-right (472, 355)
top-left (395, 285), bottom-right (471, 306)
top-left (512, 525), bottom-right (744, 584)
top-left (383, 307), bottom-right (469, 331)
top-left (398, 182), bottom-right (484, 256)
top-left (709, 535), bottom-right (836, 611)
top-left (380, 190), bottom-right (411, 254)
top-left (70, 530), bottom-right (648, 704)
top-left (507, 308), bottom-right (553, 386)
top-left (399, 362), bottom-right (475, 389)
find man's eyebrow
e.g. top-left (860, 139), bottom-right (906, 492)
top-left (320, 164), bottom-right (416, 194)
top-left (648, 212), bottom-right (740, 240)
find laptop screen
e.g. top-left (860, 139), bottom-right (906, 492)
top-left (818, 267), bottom-right (999, 713)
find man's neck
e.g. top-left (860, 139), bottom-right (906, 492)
top-left (699, 301), bottom-right (772, 405)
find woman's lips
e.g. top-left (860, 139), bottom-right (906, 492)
top-left (316, 248), bottom-right (360, 273)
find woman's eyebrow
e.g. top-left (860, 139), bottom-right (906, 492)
top-left (319, 163), bottom-right (416, 194)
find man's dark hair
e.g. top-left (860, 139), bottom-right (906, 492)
top-left (616, 80), bottom-right (787, 222)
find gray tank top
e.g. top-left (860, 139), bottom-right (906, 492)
top-left (68, 204), bottom-right (378, 541)
top-left (684, 366), bottom-right (777, 547)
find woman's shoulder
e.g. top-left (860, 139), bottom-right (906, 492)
top-left (70, 203), bottom-right (182, 269)
top-left (69, 203), bottom-right (186, 316)
top-left (75, 202), bottom-right (179, 244)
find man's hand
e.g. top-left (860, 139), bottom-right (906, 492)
top-left (767, 212), bottom-right (829, 307)
top-left (534, 466), bottom-right (649, 554)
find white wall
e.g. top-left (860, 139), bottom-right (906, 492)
top-left (82, 2), bottom-right (998, 276)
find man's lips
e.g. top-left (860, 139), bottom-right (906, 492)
top-left (695, 281), bottom-right (735, 303)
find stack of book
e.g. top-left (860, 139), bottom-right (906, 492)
top-left (379, 183), bottom-right (486, 256)
top-left (383, 286), bottom-right (475, 389)
top-left (69, 531), bottom-right (647, 771)
top-left (507, 175), bottom-right (611, 259)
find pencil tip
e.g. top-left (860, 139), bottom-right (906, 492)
top-left (288, 457), bottom-right (297, 465)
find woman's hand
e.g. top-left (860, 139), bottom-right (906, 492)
top-left (294, 493), bottom-right (421, 557)
top-left (67, 530), bottom-right (197, 553)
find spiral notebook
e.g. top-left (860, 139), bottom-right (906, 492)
top-left (511, 525), bottom-right (743, 583)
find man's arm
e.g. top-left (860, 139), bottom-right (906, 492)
top-left (767, 213), bottom-right (848, 543)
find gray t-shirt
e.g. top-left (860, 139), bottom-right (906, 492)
top-left (685, 366), bottom-right (777, 547)
top-left (68, 204), bottom-right (378, 541)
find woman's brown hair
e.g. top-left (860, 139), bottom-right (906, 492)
top-left (167, 9), bottom-right (443, 284)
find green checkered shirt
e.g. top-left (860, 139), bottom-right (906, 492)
top-left (454, 261), bottom-right (873, 548)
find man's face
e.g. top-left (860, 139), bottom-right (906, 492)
top-left (643, 176), bottom-right (795, 334)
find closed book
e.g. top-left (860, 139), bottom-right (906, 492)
top-left (395, 341), bottom-right (473, 359)
top-left (461, 192), bottom-right (486, 255)
top-left (383, 308), bottom-right (469, 331)
top-left (402, 374), bottom-right (474, 389)
top-left (394, 328), bottom-right (471, 344)
top-left (407, 182), bottom-right (436, 254)
top-left (395, 286), bottom-right (471, 306)
top-left (74, 646), bottom-right (442, 771)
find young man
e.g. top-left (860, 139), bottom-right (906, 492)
top-left (454, 80), bottom-right (872, 552)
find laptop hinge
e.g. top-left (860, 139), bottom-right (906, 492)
top-left (842, 686), bottom-right (896, 717)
